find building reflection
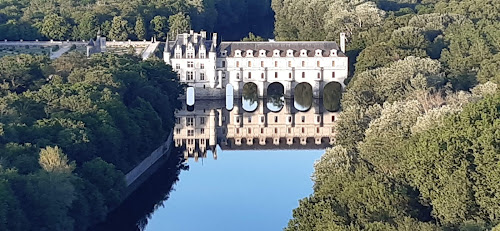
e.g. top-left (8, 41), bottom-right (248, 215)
top-left (174, 98), bottom-right (339, 161)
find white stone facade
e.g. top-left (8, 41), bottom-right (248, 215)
top-left (164, 30), bottom-right (348, 99)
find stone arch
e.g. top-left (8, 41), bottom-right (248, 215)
top-left (242, 82), bottom-right (259, 112)
top-left (294, 82), bottom-right (313, 111)
top-left (323, 81), bottom-right (342, 112)
top-left (267, 82), bottom-right (285, 112)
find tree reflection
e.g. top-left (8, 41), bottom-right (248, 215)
top-left (267, 83), bottom-right (284, 111)
top-left (294, 83), bottom-right (312, 111)
top-left (323, 82), bottom-right (342, 112)
top-left (91, 148), bottom-right (188, 231)
top-left (242, 82), bottom-right (258, 104)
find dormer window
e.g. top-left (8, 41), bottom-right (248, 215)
top-left (199, 52), bottom-right (206, 59)
top-left (315, 49), bottom-right (322, 57)
top-left (287, 49), bottom-right (294, 57)
top-left (187, 52), bottom-right (194, 59)
top-left (300, 49), bottom-right (308, 57)
top-left (330, 49), bottom-right (337, 56)
top-left (235, 50), bottom-right (242, 57)
top-left (246, 50), bottom-right (254, 57)
top-left (273, 49), bottom-right (280, 57)
top-left (259, 50), bottom-right (266, 57)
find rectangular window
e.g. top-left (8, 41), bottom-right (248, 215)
top-left (317, 61), bottom-right (320, 67)
top-left (186, 71), bottom-right (194, 80)
top-left (275, 72), bottom-right (278, 78)
top-left (175, 117), bottom-right (180, 124)
top-left (301, 116), bottom-right (305, 123)
top-left (187, 130), bottom-right (194, 136)
top-left (274, 61), bottom-right (278, 67)
top-left (332, 72), bottom-right (335, 78)
top-left (248, 61), bottom-right (252, 67)
top-left (261, 61), bottom-right (264, 67)
top-left (302, 61), bottom-right (305, 67)
top-left (175, 64), bottom-right (180, 70)
top-left (200, 73), bottom-right (205, 80)
top-left (176, 128), bottom-right (181, 134)
top-left (248, 128), bottom-right (252, 134)
top-left (200, 53), bottom-right (206, 59)
top-left (175, 53), bottom-right (181, 59)
top-left (288, 61), bottom-right (291, 67)
top-left (332, 61), bottom-right (335, 67)
top-left (200, 117), bottom-right (205, 124)
top-left (187, 118), bottom-right (194, 126)
top-left (236, 61), bottom-right (240, 67)
top-left (248, 72), bottom-right (252, 78)
top-left (222, 61), bottom-right (226, 67)
top-left (248, 117), bottom-right (252, 123)
top-left (187, 52), bottom-right (194, 59)
top-left (187, 61), bottom-right (194, 68)
top-left (200, 128), bottom-right (205, 134)
top-left (302, 72), bottom-right (305, 78)
top-left (261, 128), bottom-right (264, 134)
top-left (200, 63), bottom-right (205, 69)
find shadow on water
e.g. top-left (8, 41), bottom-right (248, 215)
top-left (267, 83), bottom-right (284, 112)
top-left (323, 82), bottom-right (342, 112)
top-left (294, 83), bottom-right (313, 111)
top-left (90, 147), bottom-right (188, 231)
top-left (242, 82), bottom-right (258, 112)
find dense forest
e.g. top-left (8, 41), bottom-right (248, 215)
top-left (276, 0), bottom-right (500, 230)
top-left (0, 52), bottom-right (182, 230)
top-left (0, 0), bottom-right (274, 41)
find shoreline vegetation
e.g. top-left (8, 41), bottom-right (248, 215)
top-left (275, 0), bottom-right (500, 230)
top-left (0, 52), bottom-right (182, 230)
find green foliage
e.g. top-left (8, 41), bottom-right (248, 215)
top-left (168, 13), bottom-right (191, 38)
top-left (134, 16), bottom-right (147, 40)
top-left (0, 53), bottom-right (182, 230)
top-left (40, 14), bottom-right (70, 40)
top-left (108, 16), bottom-right (132, 41)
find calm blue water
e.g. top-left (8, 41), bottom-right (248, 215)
top-left (145, 148), bottom-right (322, 231)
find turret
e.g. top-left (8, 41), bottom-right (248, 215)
top-left (164, 35), bottom-right (171, 63)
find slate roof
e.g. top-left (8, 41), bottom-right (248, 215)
top-left (219, 41), bottom-right (345, 57)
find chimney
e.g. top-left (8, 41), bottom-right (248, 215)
top-left (183, 33), bottom-right (188, 45)
top-left (212, 33), bottom-right (218, 48)
top-left (340, 33), bottom-right (346, 53)
top-left (193, 33), bottom-right (198, 44)
top-left (201, 30), bottom-right (207, 39)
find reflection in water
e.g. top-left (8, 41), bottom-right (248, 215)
top-left (174, 98), bottom-right (339, 161)
top-left (91, 148), bottom-right (187, 231)
top-left (267, 83), bottom-right (284, 112)
top-left (294, 83), bottom-right (313, 111)
top-left (323, 82), bottom-right (342, 112)
top-left (242, 82), bottom-right (258, 112)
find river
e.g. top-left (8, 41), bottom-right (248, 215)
top-left (94, 84), bottom-right (341, 230)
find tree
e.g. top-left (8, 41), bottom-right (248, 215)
top-left (108, 16), bottom-right (132, 41)
top-left (72, 12), bottom-right (98, 40)
top-left (168, 13), bottom-right (191, 38)
top-left (39, 146), bottom-right (75, 174)
top-left (242, 32), bottom-right (265, 41)
top-left (40, 14), bottom-right (71, 40)
top-left (150, 15), bottom-right (168, 40)
top-left (134, 16), bottom-right (147, 40)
